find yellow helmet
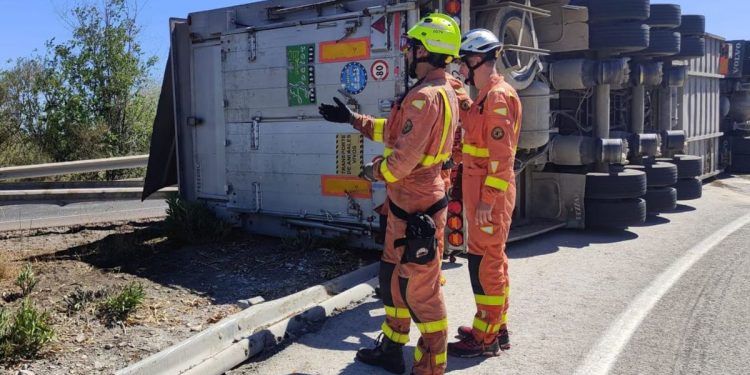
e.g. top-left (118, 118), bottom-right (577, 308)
top-left (406, 13), bottom-right (461, 58)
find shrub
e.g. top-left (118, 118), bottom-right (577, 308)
top-left (98, 282), bottom-right (145, 325)
top-left (15, 264), bottom-right (37, 296)
top-left (163, 194), bottom-right (232, 244)
top-left (64, 287), bottom-right (109, 315)
top-left (0, 299), bottom-right (56, 362)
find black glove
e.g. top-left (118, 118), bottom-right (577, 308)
top-left (318, 97), bottom-right (355, 124)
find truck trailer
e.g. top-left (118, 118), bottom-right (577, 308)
top-left (143, 0), bottom-right (726, 255)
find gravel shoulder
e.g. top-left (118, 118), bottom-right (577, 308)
top-left (0, 219), bottom-right (378, 374)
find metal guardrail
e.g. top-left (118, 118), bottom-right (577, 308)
top-left (0, 155), bottom-right (149, 181)
top-left (0, 187), bottom-right (177, 204)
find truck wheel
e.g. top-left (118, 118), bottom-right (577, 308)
top-left (589, 23), bottom-right (650, 54)
top-left (732, 155), bottom-right (750, 174)
top-left (585, 198), bottom-right (647, 229)
top-left (581, 0), bottom-right (650, 23)
top-left (675, 178), bottom-right (702, 200)
top-left (646, 4), bottom-right (682, 29)
top-left (585, 168), bottom-right (647, 199)
top-left (657, 154), bottom-right (703, 178)
top-left (636, 30), bottom-right (680, 57)
top-left (625, 162), bottom-right (678, 187)
top-left (676, 15), bottom-right (705, 36)
top-left (478, 8), bottom-right (541, 90)
top-left (676, 36), bottom-right (705, 58)
top-left (732, 135), bottom-right (750, 154)
top-left (644, 187), bottom-right (677, 214)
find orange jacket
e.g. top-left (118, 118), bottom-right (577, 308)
top-left (461, 74), bottom-right (522, 205)
top-left (352, 69), bottom-right (460, 210)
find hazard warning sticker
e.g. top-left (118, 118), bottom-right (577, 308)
top-left (370, 60), bottom-right (389, 81)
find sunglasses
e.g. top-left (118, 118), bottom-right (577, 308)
top-left (400, 35), bottom-right (419, 53)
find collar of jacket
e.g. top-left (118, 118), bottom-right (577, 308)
top-left (476, 73), bottom-right (505, 104)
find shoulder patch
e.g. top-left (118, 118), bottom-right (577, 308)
top-left (492, 127), bottom-right (505, 140)
top-left (411, 100), bottom-right (426, 110)
top-left (493, 107), bottom-right (508, 116)
top-left (402, 120), bottom-right (414, 134)
top-left (461, 100), bottom-right (471, 111)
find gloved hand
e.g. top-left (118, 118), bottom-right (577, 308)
top-left (359, 162), bottom-right (377, 182)
top-left (318, 97), bottom-right (355, 124)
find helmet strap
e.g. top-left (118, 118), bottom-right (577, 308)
top-left (463, 51), bottom-right (496, 86)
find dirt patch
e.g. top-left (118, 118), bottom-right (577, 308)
top-left (0, 219), bottom-right (379, 374)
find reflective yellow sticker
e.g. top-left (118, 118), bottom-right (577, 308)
top-left (411, 100), bottom-right (426, 110)
top-left (491, 161), bottom-right (499, 173)
top-left (481, 226), bottom-right (494, 235)
top-left (494, 107), bottom-right (508, 116)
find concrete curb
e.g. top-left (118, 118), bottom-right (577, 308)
top-left (116, 262), bottom-right (379, 375)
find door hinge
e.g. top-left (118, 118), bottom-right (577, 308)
top-left (248, 32), bottom-right (257, 62)
top-left (250, 120), bottom-right (260, 150)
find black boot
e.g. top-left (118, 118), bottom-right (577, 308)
top-left (356, 333), bottom-right (406, 374)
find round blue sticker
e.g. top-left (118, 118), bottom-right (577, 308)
top-left (341, 62), bottom-right (368, 95)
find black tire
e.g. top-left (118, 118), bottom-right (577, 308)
top-left (676, 15), bottom-right (705, 36)
top-left (625, 162), bottom-right (678, 187)
top-left (646, 4), bottom-right (682, 29)
top-left (589, 23), bottom-right (650, 54)
top-left (732, 154), bottom-right (750, 174)
top-left (582, 0), bottom-right (650, 24)
top-left (676, 36), bottom-right (705, 58)
top-left (635, 30), bottom-right (681, 57)
top-left (657, 154), bottom-right (704, 178)
top-left (675, 178), bottom-right (702, 200)
top-left (585, 198), bottom-right (647, 229)
top-left (732, 136), bottom-right (750, 154)
top-left (585, 169), bottom-right (647, 199)
top-left (644, 187), bottom-right (677, 214)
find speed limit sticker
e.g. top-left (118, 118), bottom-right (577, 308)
top-left (370, 60), bottom-right (389, 81)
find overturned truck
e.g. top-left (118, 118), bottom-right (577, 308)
top-left (143, 0), bottom-right (725, 254)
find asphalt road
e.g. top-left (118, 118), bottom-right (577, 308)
top-left (228, 175), bottom-right (750, 375)
top-left (0, 199), bottom-right (167, 232)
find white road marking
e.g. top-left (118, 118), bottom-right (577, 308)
top-left (575, 212), bottom-right (750, 375)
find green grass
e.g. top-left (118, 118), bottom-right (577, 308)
top-left (15, 264), bottom-right (38, 296)
top-left (0, 299), bottom-right (56, 362)
top-left (164, 194), bottom-right (233, 244)
top-left (98, 282), bottom-right (145, 326)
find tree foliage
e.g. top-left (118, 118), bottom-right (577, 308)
top-left (0, 0), bottom-right (158, 179)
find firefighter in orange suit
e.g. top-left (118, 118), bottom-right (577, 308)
top-left (319, 13), bottom-right (461, 375)
top-left (447, 29), bottom-right (521, 358)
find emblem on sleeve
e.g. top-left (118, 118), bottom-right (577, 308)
top-left (402, 120), bottom-right (414, 134)
top-left (492, 127), bottom-right (504, 140)
top-left (461, 100), bottom-right (471, 111)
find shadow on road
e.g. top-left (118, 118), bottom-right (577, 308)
top-left (507, 228), bottom-right (640, 259)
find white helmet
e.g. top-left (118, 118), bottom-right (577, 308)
top-left (460, 29), bottom-right (503, 56)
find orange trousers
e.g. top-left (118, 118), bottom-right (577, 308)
top-left (380, 200), bottom-right (448, 375)
top-left (463, 174), bottom-right (514, 344)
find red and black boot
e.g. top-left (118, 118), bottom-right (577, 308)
top-left (455, 325), bottom-right (511, 351)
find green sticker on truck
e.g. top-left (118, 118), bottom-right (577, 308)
top-left (287, 44), bottom-right (316, 106)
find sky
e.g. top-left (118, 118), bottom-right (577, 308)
top-left (0, 0), bottom-right (748, 75)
